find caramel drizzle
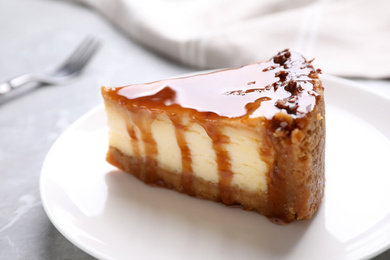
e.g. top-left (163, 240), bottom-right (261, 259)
top-left (204, 122), bottom-right (234, 205)
top-left (126, 111), bottom-right (141, 175)
top-left (130, 110), bottom-right (158, 183)
top-left (126, 124), bottom-right (140, 157)
top-left (171, 116), bottom-right (194, 194)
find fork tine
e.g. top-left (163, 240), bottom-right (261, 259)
top-left (66, 39), bottom-right (100, 73)
top-left (56, 36), bottom-right (100, 74)
top-left (57, 37), bottom-right (93, 69)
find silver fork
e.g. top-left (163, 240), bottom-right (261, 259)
top-left (0, 36), bottom-right (100, 101)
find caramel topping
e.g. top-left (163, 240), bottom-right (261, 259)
top-left (107, 49), bottom-right (321, 121)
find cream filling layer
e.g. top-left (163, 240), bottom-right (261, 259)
top-left (105, 102), bottom-right (268, 192)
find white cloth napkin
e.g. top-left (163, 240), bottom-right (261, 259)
top-left (71, 0), bottom-right (390, 78)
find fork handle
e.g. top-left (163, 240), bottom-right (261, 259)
top-left (0, 73), bottom-right (40, 103)
top-left (0, 74), bottom-right (38, 94)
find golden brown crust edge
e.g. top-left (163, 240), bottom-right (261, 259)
top-left (267, 81), bottom-right (325, 222)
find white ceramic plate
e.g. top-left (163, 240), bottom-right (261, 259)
top-left (40, 75), bottom-right (390, 260)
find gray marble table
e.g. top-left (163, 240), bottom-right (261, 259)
top-left (1, 0), bottom-right (389, 259)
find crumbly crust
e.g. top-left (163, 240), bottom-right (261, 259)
top-left (267, 89), bottom-right (325, 222)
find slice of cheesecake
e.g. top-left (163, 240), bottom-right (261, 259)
top-left (101, 49), bottom-right (325, 224)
